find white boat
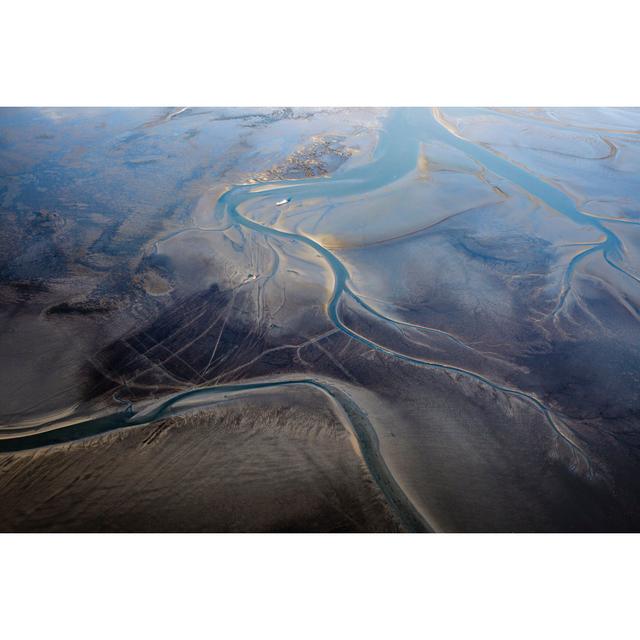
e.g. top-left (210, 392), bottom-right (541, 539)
top-left (275, 198), bottom-right (290, 206)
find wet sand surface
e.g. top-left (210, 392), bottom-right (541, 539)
top-left (2, 107), bottom-right (640, 531)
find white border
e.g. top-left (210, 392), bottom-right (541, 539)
top-left (2, 534), bottom-right (638, 640)
top-left (2, 0), bottom-right (639, 105)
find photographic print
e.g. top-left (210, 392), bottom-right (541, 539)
top-left (1, 106), bottom-right (639, 532)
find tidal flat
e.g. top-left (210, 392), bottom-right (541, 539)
top-left (1, 107), bottom-right (639, 532)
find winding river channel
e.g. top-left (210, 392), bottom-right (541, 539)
top-left (5, 107), bottom-right (634, 529)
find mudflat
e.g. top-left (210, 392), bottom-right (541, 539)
top-left (2, 107), bottom-right (640, 531)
